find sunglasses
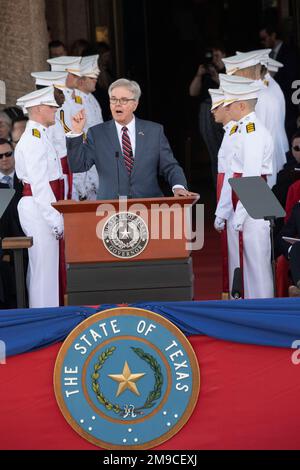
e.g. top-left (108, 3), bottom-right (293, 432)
top-left (0, 151), bottom-right (13, 159)
top-left (293, 145), bottom-right (300, 152)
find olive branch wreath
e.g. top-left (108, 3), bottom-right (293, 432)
top-left (91, 346), bottom-right (163, 416)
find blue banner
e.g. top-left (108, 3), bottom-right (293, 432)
top-left (1, 298), bottom-right (300, 357)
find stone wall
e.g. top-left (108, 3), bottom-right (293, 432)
top-left (0, 0), bottom-right (48, 107)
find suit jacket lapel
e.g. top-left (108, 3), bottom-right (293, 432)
top-left (132, 117), bottom-right (145, 177)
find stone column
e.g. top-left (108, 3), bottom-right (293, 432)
top-left (0, 0), bottom-right (49, 107)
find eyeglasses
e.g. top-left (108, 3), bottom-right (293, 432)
top-left (293, 145), bottom-right (300, 152)
top-left (0, 151), bottom-right (13, 159)
top-left (109, 97), bottom-right (136, 105)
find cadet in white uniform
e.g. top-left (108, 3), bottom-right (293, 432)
top-left (261, 56), bottom-right (289, 155)
top-left (223, 51), bottom-right (287, 188)
top-left (47, 56), bottom-right (84, 198)
top-left (31, 71), bottom-right (71, 199)
top-left (47, 56), bottom-right (83, 132)
top-left (14, 86), bottom-right (64, 308)
top-left (222, 82), bottom-right (274, 299)
top-left (71, 55), bottom-right (103, 200)
top-left (209, 86), bottom-right (239, 297)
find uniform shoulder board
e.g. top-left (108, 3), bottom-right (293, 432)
top-left (74, 95), bottom-right (83, 105)
top-left (60, 110), bottom-right (71, 134)
top-left (246, 123), bottom-right (256, 133)
top-left (230, 125), bottom-right (238, 136)
top-left (32, 129), bottom-right (41, 138)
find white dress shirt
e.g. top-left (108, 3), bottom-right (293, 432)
top-left (0, 170), bottom-right (15, 187)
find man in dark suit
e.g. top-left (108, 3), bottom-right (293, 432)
top-left (0, 138), bottom-right (25, 308)
top-left (0, 138), bottom-right (24, 239)
top-left (67, 78), bottom-right (196, 200)
top-left (259, 24), bottom-right (300, 139)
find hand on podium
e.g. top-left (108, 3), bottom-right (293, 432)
top-left (173, 188), bottom-right (199, 198)
top-left (71, 109), bottom-right (86, 134)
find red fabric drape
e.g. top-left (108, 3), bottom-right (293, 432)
top-left (60, 156), bottom-right (73, 200)
top-left (0, 336), bottom-right (299, 450)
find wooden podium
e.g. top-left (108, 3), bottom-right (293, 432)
top-left (54, 196), bottom-right (198, 305)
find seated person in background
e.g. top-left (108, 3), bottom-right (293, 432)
top-left (272, 129), bottom-right (300, 236)
top-left (11, 116), bottom-right (28, 149)
top-left (275, 202), bottom-right (300, 296)
top-left (273, 129), bottom-right (300, 208)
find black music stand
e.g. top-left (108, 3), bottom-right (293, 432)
top-left (229, 176), bottom-right (286, 297)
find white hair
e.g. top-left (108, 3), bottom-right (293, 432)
top-left (108, 78), bottom-right (141, 101)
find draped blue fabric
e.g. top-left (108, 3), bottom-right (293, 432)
top-left (1, 298), bottom-right (300, 357)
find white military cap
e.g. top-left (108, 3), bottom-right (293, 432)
top-left (222, 82), bottom-right (261, 106)
top-left (219, 73), bottom-right (254, 87)
top-left (16, 86), bottom-right (59, 110)
top-left (208, 88), bottom-right (225, 110)
top-left (261, 57), bottom-right (284, 73)
top-left (236, 48), bottom-right (271, 58)
top-left (31, 71), bottom-right (67, 89)
top-left (223, 51), bottom-right (264, 75)
top-left (47, 56), bottom-right (82, 76)
top-left (0, 80), bottom-right (6, 104)
top-left (80, 55), bottom-right (100, 78)
top-left (240, 49), bottom-right (282, 73)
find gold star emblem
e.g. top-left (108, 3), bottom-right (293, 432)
top-left (108, 361), bottom-right (146, 397)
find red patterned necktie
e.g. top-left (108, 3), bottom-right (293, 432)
top-left (122, 126), bottom-right (134, 174)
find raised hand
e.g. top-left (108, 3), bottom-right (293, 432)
top-left (71, 109), bottom-right (86, 134)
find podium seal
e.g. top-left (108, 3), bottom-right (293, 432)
top-left (102, 212), bottom-right (149, 259)
top-left (54, 307), bottom-right (200, 449)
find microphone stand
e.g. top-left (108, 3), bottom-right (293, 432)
top-left (128, 151), bottom-right (133, 199)
top-left (264, 216), bottom-right (276, 297)
top-left (231, 267), bottom-right (242, 300)
top-left (115, 151), bottom-right (120, 198)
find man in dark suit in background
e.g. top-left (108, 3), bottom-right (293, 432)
top-left (0, 138), bottom-right (25, 308)
top-left (259, 24), bottom-right (300, 139)
top-left (67, 78), bottom-right (197, 200)
top-left (0, 138), bottom-right (24, 239)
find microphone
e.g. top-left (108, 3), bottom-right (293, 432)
top-left (231, 267), bottom-right (243, 300)
top-left (115, 151), bottom-right (120, 198)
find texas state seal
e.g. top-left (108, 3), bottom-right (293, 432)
top-left (54, 307), bottom-right (200, 450)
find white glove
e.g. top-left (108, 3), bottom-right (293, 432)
top-left (233, 221), bottom-right (243, 232)
top-left (232, 202), bottom-right (248, 232)
top-left (52, 226), bottom-right (64, 240)
top-left (214, 216), bottom-right (225, 232)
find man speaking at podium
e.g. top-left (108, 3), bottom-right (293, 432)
top-left (66, 78), bottom-right (195, 199)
